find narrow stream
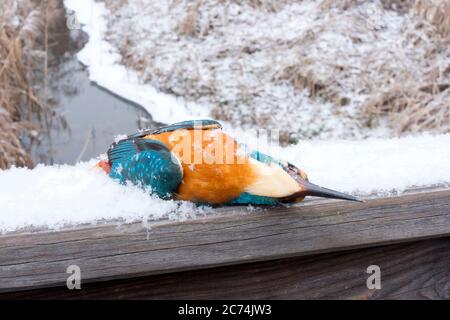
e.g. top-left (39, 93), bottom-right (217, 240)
top-left (32, 5), bottom-right (160, 165)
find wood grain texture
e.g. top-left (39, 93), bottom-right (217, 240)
top-left (1, 188), bottom-right (450, 293)
top-left (2, 238), bottom-right (449, 299)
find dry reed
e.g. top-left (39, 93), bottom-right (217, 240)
top-left (362, 0), bottom-right (450, 134)
top-left (0, 0), bottom-right (61, 169)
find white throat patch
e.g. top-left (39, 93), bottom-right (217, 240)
top-left (245, 158), bottom-right (301, 198)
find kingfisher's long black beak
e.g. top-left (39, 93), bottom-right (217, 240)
top-left (283, 178), bottom-right (363, 202)
top-left (301, 180), bottom-right (363, 202)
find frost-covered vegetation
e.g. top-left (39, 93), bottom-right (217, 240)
top-left (102, 0), bottom-right (450, 141)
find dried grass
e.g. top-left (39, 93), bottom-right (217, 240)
top-left (0, 0), bottom-right (60, 169)
top-left (175, 0), bottom-right (294, 38)
top-left (413, 0), bottom-right (450, 38)
top-left (177, 0), bottom-right (203, 37)
top-left (361, 0), bottom-right (450, 134)
top-left (0, 111), bottom-right (34, 169)
top-left (275, 60), bottom-right (339, 104)
top-left (247, 0), bottom-right (288, 12)
top-left (320, 0), bottom-right (362, 10)
top-left (321, 0), bottom-right (415, 13)
top-left (363, 81), bottom-right (450, 134)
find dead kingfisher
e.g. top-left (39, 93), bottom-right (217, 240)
top-left (98, 120), bottom-right (360, 205)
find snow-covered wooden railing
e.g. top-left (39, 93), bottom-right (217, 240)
top-left (1, 187), bottom-right (450, 293)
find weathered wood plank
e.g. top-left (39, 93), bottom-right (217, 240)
top-left (2, 238), bottom-right (449, 299)
top-left (1, 189), bottom-right (450, 293)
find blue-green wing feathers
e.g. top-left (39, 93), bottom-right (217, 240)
top-left (108, 138), bottom-right (182, 199)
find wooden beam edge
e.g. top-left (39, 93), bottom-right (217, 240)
top-left (0, 188), bottom-right (449, 292)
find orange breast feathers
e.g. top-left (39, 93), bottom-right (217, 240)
top-left (144, 129), bottom-right (257, 204)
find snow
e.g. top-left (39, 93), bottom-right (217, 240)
top-left (282, 133), bottom-right (450, 195)
top-left (63, 0), bottom-right (209, 124)
top-left (0, 160), bottom-right (202, 233)
top-left (1, 134), bottom-right (450, 233)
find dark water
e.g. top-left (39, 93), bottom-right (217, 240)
top-left (32, 10), bottom-right (160, 165)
